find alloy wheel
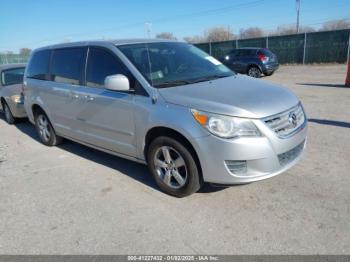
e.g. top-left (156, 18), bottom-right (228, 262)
top-left (37, 114), bottom-right (51, 142)
top-left (248, 67), bottom-right (261, 78)
top-left (153, 146), bottom-right (188, 189)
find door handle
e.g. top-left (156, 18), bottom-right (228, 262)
top-left (69, 92), bottom-right (79, 99)
top-left (84, 95), bottom-right (94, 102)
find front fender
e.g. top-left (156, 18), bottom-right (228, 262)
top-left (133, 97), bottom-right (210, 160)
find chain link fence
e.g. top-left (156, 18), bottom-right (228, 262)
top-left (195, 29), bottom-right (350, 64)
top-left (0, 53), bottom-right (29, 64)
top-left (1, 29), bottom-right (349, 65)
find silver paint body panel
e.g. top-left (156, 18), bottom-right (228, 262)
top-left (24, 40), bottom-right (307, 184)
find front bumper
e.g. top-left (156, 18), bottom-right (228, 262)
top-left (191, 116), bottom-right (307, 184)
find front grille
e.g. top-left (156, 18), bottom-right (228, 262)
top-left (278, 141), bottom-right (305, 167)
top-left (263, 104), bottom-right (305, 138)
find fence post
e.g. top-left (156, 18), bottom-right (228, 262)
top-left (209, 40), bottom-right (212, 55)
top-left (236, 39), bottom-right (238, 49)
top-left (303, 32), bottom-right (307, 64)
top-left (347, 30), bottom-right (350, 64)
top-left (266, 36), bottom-right (269, 48)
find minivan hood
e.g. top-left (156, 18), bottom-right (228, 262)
top-left (158, 75), bottom-right (299, 118)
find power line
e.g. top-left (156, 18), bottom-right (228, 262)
top-left (1, 0), bottom-right (349, 51)
top-left (2, 0), bottom-right (269, 50)
top-left (149, 0), bottom-right (267, 23)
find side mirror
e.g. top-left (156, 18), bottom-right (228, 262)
top-left (104, 74), bottom-right (130, 91)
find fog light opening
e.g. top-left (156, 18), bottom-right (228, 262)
top-left (225, 160), bottom-right (247, 175)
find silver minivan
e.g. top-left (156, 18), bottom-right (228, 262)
top-left (24, 39), bottom-right (307, 197)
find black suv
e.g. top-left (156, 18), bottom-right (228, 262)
top-left (220, 48), bottom-right (279, 78)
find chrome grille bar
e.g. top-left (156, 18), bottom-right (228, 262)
top-left (263, 103), bottom-right (306, 138)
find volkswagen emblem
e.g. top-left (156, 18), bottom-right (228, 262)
top-left (288, 112), bottom-right (298, 127)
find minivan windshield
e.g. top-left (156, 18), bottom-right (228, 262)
top-left (118, 42), bottom-right (233, 88)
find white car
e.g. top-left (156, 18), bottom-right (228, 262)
top-left (0, 64), bottom-right (26, 124)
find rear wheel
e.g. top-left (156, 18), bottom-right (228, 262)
top-left (147, 136), bottom-right (202, 197)
top-left (34, 110), bottom-right (62, 146)
top-left (247, 66), bottom-right (261, 78)
top-left (3, 102), bottom-right (15, 125)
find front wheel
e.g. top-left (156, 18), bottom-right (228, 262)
top-left (147, 136), bottom-right (202, 197)
top-left (35, 111), bottom-right (62, 146)
top-left (247, 66), bottom-right (261, 78)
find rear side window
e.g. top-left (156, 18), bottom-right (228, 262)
top-left (239, 49), bottom-right (256, 57)
top-left (86, 48), bottom-right (128, 88)
top-left (26, 50), bottom-right (50, 80)
top-left (1, 67), bottom-right (25, 86)
top-left (229, 50), bottom-right (238, 57)
top-left (249, 49), bottom-right (258, 56)
top-left (51, 48), bottom-right (85, 85)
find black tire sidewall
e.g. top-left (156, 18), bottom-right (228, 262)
top-left (147, 136), bottom-right (202, 197)
top-left (3, 102), bottom-right (15, 125)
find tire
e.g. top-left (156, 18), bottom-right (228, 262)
top-left (265, 71), bottom-right (274, 76)
top-left (247, 66), bottom-right (261, 78)
top-left (2, 101), bottom-right (16, 125)
top-left (34, 110), bottom-right (62, 146)
top-left (147, 136), bottom-right (202, 197)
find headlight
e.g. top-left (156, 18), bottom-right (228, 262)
top-left (191, 109), bottom-right (261, 138)
top-left (10, 94), bottom-right (24, 103)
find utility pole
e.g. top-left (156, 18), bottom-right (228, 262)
top-left (227, 25), bottom-right (230, 41)
top-left (296, 0), bottom-right (301, 34)
top-left (145, 22), bottom-right (152, 38)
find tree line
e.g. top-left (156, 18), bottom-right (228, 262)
top-left (156, 18), bottom-right (350, 43)
top-left (2, 18), bottom-right (349, 55)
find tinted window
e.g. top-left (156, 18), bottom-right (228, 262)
top-left (1, 67), bottom-right (25, 86)
top-left (26, 50), bottom-right (50, 80)
top-left (51, 48), bottom-right (85, 85)
top-left (229, 50), bottom-right (238, 57)
top-left (86, 48), bottom-right (128, 88)
top-left (238, 49), bottom-right (256, 57)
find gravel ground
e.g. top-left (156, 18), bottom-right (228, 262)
top-left (0, 64), bottom-right (349, 254)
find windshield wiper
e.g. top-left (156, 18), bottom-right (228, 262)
top-left (155, 74), bottom-right (232, 88)
top-left (155, 80), bottom-right (193, 88)
top-left (189, 74), bottom-right (231, 84)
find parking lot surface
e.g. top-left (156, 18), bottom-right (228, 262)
top-left (0, 64), bottom-right (349, 254)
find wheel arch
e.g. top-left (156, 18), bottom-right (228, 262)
top-left (31, 103), bottom-right (45, 117)
top-left (31, 103), bottom-right (55, 127)
top-left (247, 63), bottom-right (262, 73)
top-left (144, 126), bottom-right (203, 182)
